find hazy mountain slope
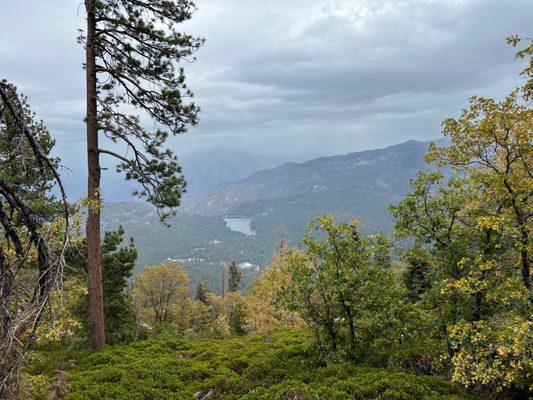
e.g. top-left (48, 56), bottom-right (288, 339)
top-left (179, 146), bottom-right (284, 200)
top-left (62, 146), bottom-right (284, 202)
top-left (186, 140), bottom-right (431, 226)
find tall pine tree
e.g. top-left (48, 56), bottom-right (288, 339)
top-left (81, 0), bottom-right (203, 349)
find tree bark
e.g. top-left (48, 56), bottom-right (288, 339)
top-left (0, 243), bottom-right (9, 344)
top-left (519, 225), bottom-right (530, 290)
top-left (503, 179), bottom-right (530, 290)
top-left (340, 297), bottom-right (356, 360)
top-left (85, 0), bottom-right (106, 350)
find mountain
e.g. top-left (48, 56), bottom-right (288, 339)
top-left (186, 140), bottom-right (432, 226)
top-left (61, 146), bottom-right (284, 202)
top-left (101, 139), bottom-right (435, 292)
top-left (179, 146), bottom-right (284, 200)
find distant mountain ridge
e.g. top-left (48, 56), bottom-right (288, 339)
top-left (61, 146), bottom-right (284, 202)
top-left (179, 146), bottom-right (284, 201)
top-left (185, 139), bottom-right (433, 227)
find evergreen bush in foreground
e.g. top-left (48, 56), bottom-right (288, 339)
top-left (24, 330), bottom-right (473, 400)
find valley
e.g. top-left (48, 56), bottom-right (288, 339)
top-left (101, 139), bottom-right (434, 293)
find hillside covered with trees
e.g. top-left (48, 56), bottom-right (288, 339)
top-left (97, 139), bottom-right (434, 293)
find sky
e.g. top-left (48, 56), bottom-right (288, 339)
top-left (0, 0), bottom-right (531, 172)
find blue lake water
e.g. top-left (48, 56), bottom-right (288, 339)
top-left (224, 217), bottom-right (253, 235)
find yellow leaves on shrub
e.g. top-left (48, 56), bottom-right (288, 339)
top-left (244, 251), bottom-right (304, 334)
top-left (36, 279), bottom-right (86, 344)
top-left (450, 317), bottom-right (532, 392)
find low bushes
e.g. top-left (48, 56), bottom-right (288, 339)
top-left (24, 330), bottom-right (473, 400)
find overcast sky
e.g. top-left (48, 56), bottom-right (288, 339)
top-left (0, 0), bottom-right (531, 170)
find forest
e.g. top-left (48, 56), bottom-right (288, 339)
top-left (0, 1), bottom-right (531, 399)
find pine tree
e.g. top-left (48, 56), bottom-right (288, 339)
top-left (220, 262), bottom-right (226, 297)
top-left (81, 0), bottom-right (203, 349)
top-left (68, 227), bottom-right (138, 344)
top-left (228, 261), bottom-right (242, 293)
top-left (369, 233), bottom-right (393, 268)
top-left (229, 301), bottom-right (246, 336)
top-left (402, 246), bottom-right (431, 301)
top-left (195, 281), bottom-right (212, 304)
top-left (100, 228), bottom-right (138, 344)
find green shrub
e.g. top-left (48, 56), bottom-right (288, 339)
top-left (24, 330), bottom-right (474, 400)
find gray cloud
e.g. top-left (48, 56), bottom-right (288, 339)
top-left (0, 0), bottom-right (531, 168)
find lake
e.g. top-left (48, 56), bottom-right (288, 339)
top-left (224, 216), bottom-right (253, 235)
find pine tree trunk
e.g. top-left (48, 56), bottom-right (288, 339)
top-left (85, 0), bottom-right (106, 350)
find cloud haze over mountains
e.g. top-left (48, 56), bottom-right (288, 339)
top-left (1, 0), bottom-right (531, 177)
